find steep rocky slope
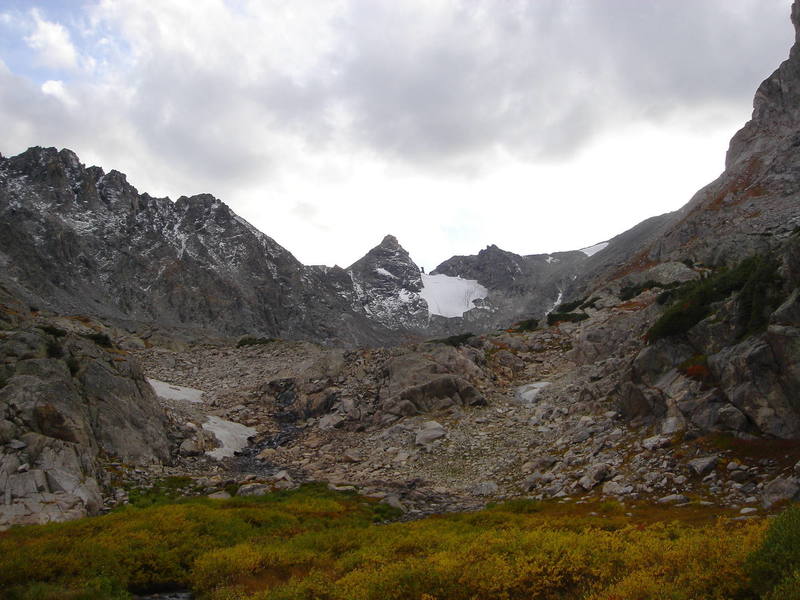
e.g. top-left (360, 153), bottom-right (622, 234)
top-left (0, 293), bottom-right (171, 529)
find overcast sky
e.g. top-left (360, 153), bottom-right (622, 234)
top-left (0, 0), bottom-right (794, 270)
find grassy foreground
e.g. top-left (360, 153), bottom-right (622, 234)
top-left (1, 484), bottom-right (798, 600)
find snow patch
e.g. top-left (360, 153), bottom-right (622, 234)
top-left (420, 273), bottom-right (488, 318)
top-left (203, 416), bottom-right (257, 460)
top-left (546, 289), bottom-right (563, 315)
top-left (375, 267), bottom-right (397, 279)
top-left (579, 242), bottom-right (609, 257)
top-left (148, 378), bottom-right (204, 403)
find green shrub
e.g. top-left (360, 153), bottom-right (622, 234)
top-left (646, 255), bottom-right (782, 343)
top-left (39, 325), bottom-right (67, 337)
top-left (547, 312), bottom-right (589, 326)
top-left (619, 280), bottom-right (681, 301)
top-left (512, 318), bottom-right (538, 332)
top-left (555, 297), bottom-right (588, 313)
top-left (580, 297), bottom-right (600, 310)
top-left (126, 476), bottom-right (200, 508)
top-left (620, 280), bottom-right (661, 301)
top-left (427, 333), bottom-right (474, 348)
top-left (746, 504), bottom-right (800, 597)
top-left (82, 332), bottom-right (113, 348)
top-left (736, 255), bottom-right (782, 336)
top-left (45, 338), bottom-right (63, 359)
top-left (236, 336), bottom-right (278, 348)
top-left (65, 356), bottom-right (81, 376)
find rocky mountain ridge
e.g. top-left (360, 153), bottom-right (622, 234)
top-left (0, 146), bottom-right (599, 345)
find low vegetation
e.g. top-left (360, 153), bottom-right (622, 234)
top-left (554, 297), bottom-right (588, 313)
top-left (236, 336), bottom-right (279, 348)
top-left (547, 311), bottom-right (589, 326)
top-left (3, 485), bottom-right (798, 600)
top-left (426, 333), bottom-right (475, 348)
top-left (81, 331), bottom-right (113, 348)
top-left (646, 254), bottom-right (782, 343)
top-left (619, 280), bottom-right (681, 302)
top-left (510, 318), bottom-right (538, 332)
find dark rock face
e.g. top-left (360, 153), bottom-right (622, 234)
top-left (433, 245), bottom-right (588, 330)
top-left (0, 327), bottom-right (169, 529)
top-left (343, 235), bottom-right (429, 331)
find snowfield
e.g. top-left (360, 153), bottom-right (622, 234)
top-left (420, 273), bottom-right (488, 318)
top-left (147, 378), bottom-right (204, 403)
top-left (579, 242), bottom-right (609, 257)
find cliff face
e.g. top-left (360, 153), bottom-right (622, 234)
top-left (0, 304), bottom-right (171, 528)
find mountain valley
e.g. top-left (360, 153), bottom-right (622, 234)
top-left (3, 2), bottom-right (800, 599)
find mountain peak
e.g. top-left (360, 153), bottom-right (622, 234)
top-left (379, 234), bottom-right (400, 249)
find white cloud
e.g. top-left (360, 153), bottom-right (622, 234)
top-left (24, 8), bottom-right (79, 70)
top-left (40, 79), bottom-right (77, 108)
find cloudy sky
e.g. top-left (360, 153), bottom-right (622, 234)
top-left (0, 0), bottom-right (794, 270)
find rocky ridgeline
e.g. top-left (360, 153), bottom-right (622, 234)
top-left (0, 148), bottom-right (594, 347)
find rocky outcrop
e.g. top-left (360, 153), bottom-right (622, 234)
top-left (0, 326), bottom-right (169, 529)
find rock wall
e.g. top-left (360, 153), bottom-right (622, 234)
top-left (0, 325), bottom-right (170, 529)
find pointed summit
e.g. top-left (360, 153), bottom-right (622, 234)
top-left (378, 234), bottom-right (400, 250)
top-left (344, 235), bottom-right (428, 330)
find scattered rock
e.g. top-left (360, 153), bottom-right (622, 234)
top-left (762, 477), bottom-right (800, 509)
top-left (471, 481), bottom-right (499, 496)
top-left (658, 494), bottom-right (689, 505)
top-left (688, 456), bottom-right (718, 477)
top-left (415, 421), bottom-right (446, 447)
top-left (236, 483), bottom-right (271, 497)
top-left (207, 491), bottom-right (231, 500)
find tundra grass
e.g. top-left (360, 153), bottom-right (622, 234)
top-left (1, 485), bottom-right (797, 600)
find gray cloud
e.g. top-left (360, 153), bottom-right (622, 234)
top-left (331, 0), bottom-right (792, 165)
top-left (0, 0), bottom-right (794, 189)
